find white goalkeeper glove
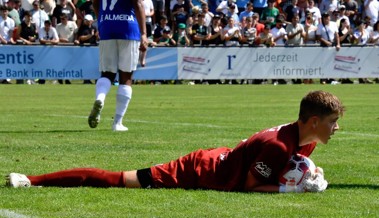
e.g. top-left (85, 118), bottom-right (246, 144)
top-left (279, 167), bottom-right (327, 193)
top-left (302, 167), bottom-right (328, 192)
top-left (279, 182), bottom-right (306, 193)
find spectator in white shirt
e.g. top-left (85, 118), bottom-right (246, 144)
top-left (304, 14), bottom-right (318, 44)
top-left (316, 12), bottom-right (340, 51)
top-left (364, 0), bottom-right (379, 26)
top-left (31, 0), bottom-right (49, 30)
top-left (221, 16), bottom-right (241, 46)
top-left (271, 18), bottom-right (287, 45)
top-left (0, 5), bottom-right (16, 44)
top-left (216, 0), bottom-right (238, 16)
top-left (305, 0), bottom-right (321, 26)
top-left (352, 20), bottom-right (370, 45)
top-left (143, 0), bottom-right (154, 37)
top-left (336, 5), bottom-right (350, 27)
top-left (39, 20), bottom-right (59, 45)
top-left (201, 3), bottom-right (213, 27)
top-left (56, 14), bottom-right (77, 43)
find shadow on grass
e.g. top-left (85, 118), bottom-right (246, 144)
top-left (328, 184), bottom-right (379, 190)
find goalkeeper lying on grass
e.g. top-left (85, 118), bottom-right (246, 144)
top-left (6, 90), bottom-right (344, 193)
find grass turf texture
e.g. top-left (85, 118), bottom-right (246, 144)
top-left (0, 84), bottom-right (378, 217)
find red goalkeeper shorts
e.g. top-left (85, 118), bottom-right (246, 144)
top-left (150, 147), bottom-right (239, 191)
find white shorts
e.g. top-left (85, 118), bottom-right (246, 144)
top-left (99, 40), bottom-right (140, 73)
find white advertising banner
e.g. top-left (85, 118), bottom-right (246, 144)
top-left (177, 47), bottom-right (379, 79)
top-left (1, 46), bottom-right (378, 80)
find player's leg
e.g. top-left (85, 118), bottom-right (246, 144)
top-left (88, 40), bottom-right (118, 128)
top-left (6, 149), bottom-right (205, 189)
top-left (6, 153), bottom-right (192, 189)
top-left (6, 168), bottom-right (124, 187)
top-left (88, 72), bottom-right (115, 128)
top-left (125, 169), bottom-right (153, 188)
top-left (112, 40), bottom-right (139, 131)
top-left (113, 71), bottom-right (132, 131)
top-left (6, 169), bottom-right (150, 188)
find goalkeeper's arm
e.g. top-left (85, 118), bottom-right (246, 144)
top-left (244, 171), bottom-right (292, 193)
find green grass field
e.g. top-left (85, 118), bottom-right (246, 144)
top-left (0, 84), bottom-right (378, 217)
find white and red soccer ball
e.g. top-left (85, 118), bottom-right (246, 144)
top-left (279, 154), bottom-right (316, 186)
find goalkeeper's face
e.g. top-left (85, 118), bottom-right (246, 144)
top-left (316, 113), bottom-right (340, 144)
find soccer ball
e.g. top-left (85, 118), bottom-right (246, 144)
top-left (279, 154), bottom-right (316, 186)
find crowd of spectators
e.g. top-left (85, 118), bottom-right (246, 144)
top-left (142, 0), bottom-right (378, 84)
top-left (141, 0), bottom-right (379, 49)
top-left (0, 0), bottom-right (378, 84)
top-left (0, 0), bottom-right (96, 84)
top-left (0, 0), bottom-right (96, 46)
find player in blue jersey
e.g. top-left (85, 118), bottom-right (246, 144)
top-left (88, 0), bottom-right (148, 131)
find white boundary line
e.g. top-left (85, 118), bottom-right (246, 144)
top-left (0, 209), bottom-right (31, 218)
top-left (48, 114), bottom-right (379, 137)
top-left (338, 131), bottom-right (379, 138)
top-left (49, 114), bottom-right (227, 128)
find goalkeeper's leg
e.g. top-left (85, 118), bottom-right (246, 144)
top-left (27, 168), bottom-right (126, 187)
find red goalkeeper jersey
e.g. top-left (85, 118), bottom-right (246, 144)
top-left (150, 122), bottom-right (316, 191)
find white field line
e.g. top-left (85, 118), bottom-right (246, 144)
top-left (0, 209), bottom-right (31, 218)
top-left (49, 114), bottom-right (226, 128)
top-left (49, 114), bottom-right (379, 137)
top-left (338, 131), bottom-right (379, 138)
